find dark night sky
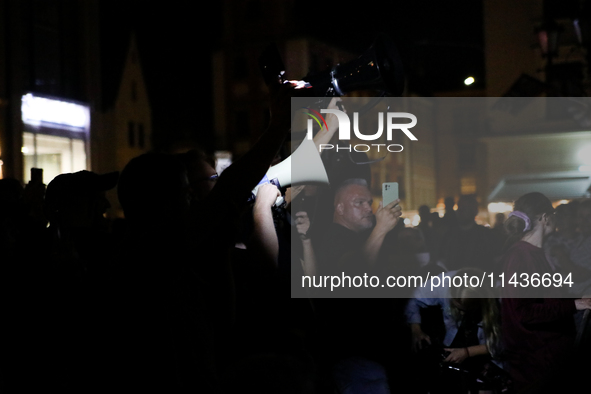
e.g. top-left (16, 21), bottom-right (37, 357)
top-left (100, 0), bottom-right (222, 148)
top-left (99, 0), bottom-right (484, 149)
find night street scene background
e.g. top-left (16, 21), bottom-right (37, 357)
top-left (2, 0), bottom-right (591, 393)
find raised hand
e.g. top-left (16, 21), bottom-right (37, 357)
top-left (374, 199), bottom-right (402, 235)
top-left (295, 211), bottom-right (311, 240)
top-left (254, 183), bottom-right (281, 210)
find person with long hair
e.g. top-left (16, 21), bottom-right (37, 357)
top-left (406, 268), bottom-right (504, 393)
top-left (500, 192), bottom-right (591, 392)
top-left (447, 275), bottom-right (502, 363)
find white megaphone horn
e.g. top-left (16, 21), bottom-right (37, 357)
top-left (251, 137), bottom-right (330, 205)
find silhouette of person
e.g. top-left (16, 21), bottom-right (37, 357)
top-left (113, 82), bottom-right (298, 393)
top-left (41, 170), bottom-right (118, 391)
top-left (438, 195), bottom-right (498, 272)
top-left (501, 192), bottom-right (591, 392)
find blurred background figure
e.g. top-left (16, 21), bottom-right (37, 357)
top-left (544, 201), bottom-right (580, 271)
top-left (384, 227), bottom-right (430, 276)
top-left (438, 195), bottom-right (498, 272)
top-left (416, 204), bottom-right (441, 266)
top-left (492, 212), bottom-right (506, 231)
top-left (440, 196), bottom-right (458, 231)
top-left (491, 212), bottom-right (509, 264)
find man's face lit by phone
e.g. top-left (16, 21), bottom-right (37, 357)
top-left (335, 184), bottom-right (375, 232)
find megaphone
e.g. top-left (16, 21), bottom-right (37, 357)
top-left (251, 137), bottom-right (330, 205)
top-left (304, 34), bottom-right (405, 97)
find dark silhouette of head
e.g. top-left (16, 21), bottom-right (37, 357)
top-left (444, 196), bottom-right (455, 211)
top-left (430, 211), bottom-right (441, 227)
top-left (456, 194), bottom-right (479, 227)
top-left (418, 205), bottom-right (431, 224)
top-left (44, 170), bottom-right (118, 230)
top-left (493, 213), bottom-right (506, 228)
top-left (118, 152), bottom-right (190, 227)
top-left (397, 227), bottom-right (427, 253)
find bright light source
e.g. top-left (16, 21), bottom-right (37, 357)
top-left (404, 218), bottom-right (411, 226)
top-left (21, 147), bottom-right (29, 154)
top-left (412, 214), bottom-right (420, 227)
top-left (488, 202), bottom-right (513, 213)
top-left (464, 76), bottom-right (475, 86)
top-left (21, 93), bottom-right (89, 130)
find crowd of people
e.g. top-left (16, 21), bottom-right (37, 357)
top-left (2, 84), bottom-right (591, 394)
top-left (291, 177), bottom-right (591, 393)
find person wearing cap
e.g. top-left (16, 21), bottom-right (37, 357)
top-left (42, 169), bottom-right (119, 281)
top-left (40, 170), bottom-right (119, 391)
top-left (44, 170), bottom-right (118, 235)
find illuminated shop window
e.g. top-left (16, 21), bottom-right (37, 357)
top-left (22, 132), bottom-right (86, 184)
top-left (21, 93), bottom-right (89, 184)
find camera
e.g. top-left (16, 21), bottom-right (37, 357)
top-left (258, 35), bottom-right (405, 97)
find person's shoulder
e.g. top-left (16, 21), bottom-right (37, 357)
top-left (503, 241), bottom-right (540, 262)
top-left (440, 224), bottom-right (460, 237)
top-left (507, 240), bottom-right (535, 251)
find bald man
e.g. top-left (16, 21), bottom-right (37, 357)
top-left (298, 179), bottom-right (407, 392)
top-left (302, 178), bottom-right (402, 276)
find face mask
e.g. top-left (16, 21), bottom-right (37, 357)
top-left (416, 252), bottom-right (430, 267)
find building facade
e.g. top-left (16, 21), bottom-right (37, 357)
top-left (0, 1), bottom-right (152, 219)
top-left (0, 0), bottom-right (102, 184)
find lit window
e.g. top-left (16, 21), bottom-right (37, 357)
top-left (22, 132), bottom-right (86, 184)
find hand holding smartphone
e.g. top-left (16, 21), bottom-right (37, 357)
top-left (382, 182), bottom-right (399, 207)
